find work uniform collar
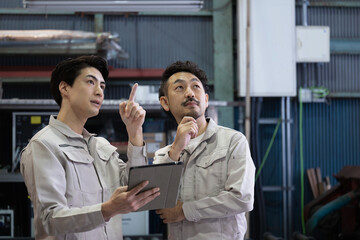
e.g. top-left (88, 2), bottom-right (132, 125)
top-left (49, 115), bottom-right (95, 139)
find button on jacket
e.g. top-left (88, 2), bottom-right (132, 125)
top-left (20, 116), bottom-right (147, 240)
top-left (153, 118), bottom-right (255, 240)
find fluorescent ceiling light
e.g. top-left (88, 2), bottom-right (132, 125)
top-left (23, 0), bottom-right (204, 12)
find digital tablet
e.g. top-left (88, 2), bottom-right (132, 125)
top-left (128, 162), bottom-right (184, 212)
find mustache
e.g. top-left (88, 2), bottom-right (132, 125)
top-left (182, 98), bottom-right (200, 106)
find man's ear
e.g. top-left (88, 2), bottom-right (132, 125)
top-left (205, 93), bottom-right (209, 108)
top-left (59, 81), bottom-right (69, 97)
top-left (159, 96), bottom-right (170, 112)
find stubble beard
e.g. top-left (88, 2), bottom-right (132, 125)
top-left (180, 109), bottom-right (201, 121)
top-left (180, 98), bottom-right (202, 120)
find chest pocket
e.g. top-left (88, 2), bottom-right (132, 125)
top-left (95, 144), bottom-right (121, 191)
top-left (195, 148), bottom-right (228, 198)
top-left (97, 144), bottom-right (117, 161)
top-left (62, 147), bottom-right (102, 194)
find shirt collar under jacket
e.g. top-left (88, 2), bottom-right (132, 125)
top-left (49, 115), bottom-right (95, 139)
top-left (184, 117), bottom-right (217, 155)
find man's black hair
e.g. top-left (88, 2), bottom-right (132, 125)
top-left (159, 60), bottom-right (208, 99)
top-left (50, 55), bottom-right (108, 106)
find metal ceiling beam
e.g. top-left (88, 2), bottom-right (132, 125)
top-left (0, 8), bottom-right (211, 16)
top-left (0, 99), bottom-right (234, 111)
top-left (0, 68), bottom-right (164, 81)
top-left (0, 8), bottom-right (75, 14)
top-left (23, 0), bottom-right (204, 13)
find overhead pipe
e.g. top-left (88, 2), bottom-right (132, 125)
top-left (330, 39), bottom-right (360, 54)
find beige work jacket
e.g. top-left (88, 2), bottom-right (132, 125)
top-left (20, 116), bottom-right (147, 240)
top-left (153, 118), bottom-right (255, 240)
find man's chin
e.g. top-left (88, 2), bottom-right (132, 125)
top-left (88, 109), bottom-right (100, 118)
top-left (182, 112), bottom-right (201, 120)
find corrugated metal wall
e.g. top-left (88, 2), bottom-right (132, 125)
top-left (294, 4), bottom-right (360, 182)
top-left (0, 3), bottom-right (213, 79)
top-left (259, 97), bottom-right (360, 236)
top-left (0, 1), bottom-right (214, 100)
top-left (104, 15), bottom-right (213, 77)
top-left (296, 6), bottom-right (360, 38)
top-left (295, 6), bottom-right (360, 93)
top-left (0, 0), bottom-right (22, 8)
top-left (296, 56), bottom-right (360, 93)
top-left (0, 14), bottom-right (95, 31)
top-left (257, 6), bottom-right (360, 237)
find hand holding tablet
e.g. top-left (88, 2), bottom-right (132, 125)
top-left (128, 162), bottom-right (184, 211)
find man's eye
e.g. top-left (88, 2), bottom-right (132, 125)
top-left (175, 86), bottom-right (183, 90)
top-left (101, 85), bottom-right (106, 90)
top-left (88, 80), bottom-right (95, 85)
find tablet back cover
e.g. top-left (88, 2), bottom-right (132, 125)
top-left (128, 162), bottom-right (183, 211)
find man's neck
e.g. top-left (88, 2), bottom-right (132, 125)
top-left (57, 108), bottom-right (87, 135)
top-left (194, 116), bottom-right (208, 136)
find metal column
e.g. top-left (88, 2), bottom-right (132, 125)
top-left (261, 97), bottom-right (293, 239)
top-left (282, 97), bottom-right (293, 238)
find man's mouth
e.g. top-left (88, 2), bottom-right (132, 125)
top-left (182, 98), bottom-right (200, 106)
top-left (91, 100), bottom-right (102, 107)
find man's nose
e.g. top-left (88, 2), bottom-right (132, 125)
top-left (184, 87), bottom-right (195, 98)
top-left (95, 84), bottom-right (104, 97)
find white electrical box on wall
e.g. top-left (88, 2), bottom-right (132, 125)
top-left (296, 26), bottom-right (330, 62)
top-left (238, 0), bottom-right (296, 97)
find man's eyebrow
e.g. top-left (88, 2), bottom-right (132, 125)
top-left (173, 79), bottom-right (185, 84)
top-left (190, 78), bottom-right (200, 83)
top-left (173, 78), bottom-right (200, 84)
top-left (86, 74), bottom-right (106, 86)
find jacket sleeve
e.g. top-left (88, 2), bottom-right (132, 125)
top-left (127, 140), bottom-right (148, 167)
top-left (117, 140), bottom-right (148, 185)
top-left (182, 136), bottom-right (256, 221)
top-left (20, 139), bottom-right (106, 235)
top-left (153, 145), bottom-right (174, 164)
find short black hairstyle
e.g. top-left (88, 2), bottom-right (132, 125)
top-left (50, 55), bottom-right (109, 106)
top-left (159, 60), bottom-right (208, 99)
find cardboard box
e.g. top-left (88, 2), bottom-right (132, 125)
top-left (143, 132), bottom-right (166, 159)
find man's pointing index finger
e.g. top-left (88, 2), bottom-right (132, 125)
top-left (129, 83), bottom-right (138, 101)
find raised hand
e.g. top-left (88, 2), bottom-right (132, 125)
top-left (119, 83), bottom-right (146, 146)
top-left (169, 116), bottom-right (198, 161)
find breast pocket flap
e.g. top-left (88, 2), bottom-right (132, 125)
top-left (97, 145), bottom-right (117, 161)
top-left (62, 148), bottom-right (93, 164)
top-left (195, 148), bottom-right (227, 168)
